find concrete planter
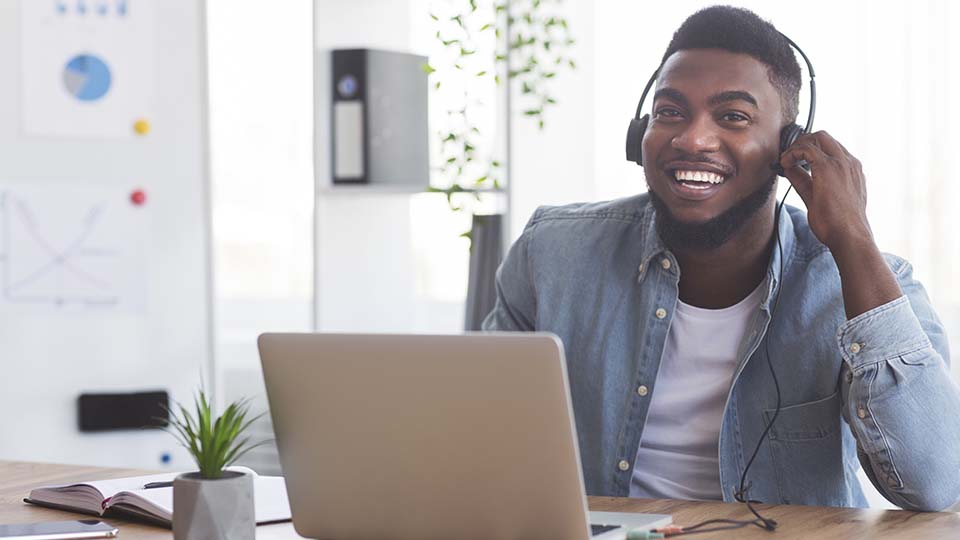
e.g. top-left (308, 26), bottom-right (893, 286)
top-left (173, 470), bottom-right (254, 540)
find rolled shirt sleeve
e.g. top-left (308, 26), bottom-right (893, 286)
top-left (838, 262), bottom-right (960, 511)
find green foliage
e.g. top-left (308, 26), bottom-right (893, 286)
top-left (427, 0), bottom-right (576, 212)
top-left (165, 391), bottom-right (267, 479)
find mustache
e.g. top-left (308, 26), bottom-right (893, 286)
top-left (662, 154), bottom-right (733, 174)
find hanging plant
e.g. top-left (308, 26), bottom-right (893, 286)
top-left (424, 0), bottom-right (576, 212)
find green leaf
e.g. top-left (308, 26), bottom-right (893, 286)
top-left (491, 160), bottom-right (501, 168)
top-left (421, 63), bottom-right (436, 75)
top-left (480, 23), bottom-right (492, 31)
top-left (538, 119), bottom-right (545, 130)
top-left (460, 47), bottom-right (476, 56)
top-left (544, 71), bottom-right (556, 78)
top-left (162, 389), bottom-right (265, 479)
top-left (435, 81), bottom-right (441, 90)
top-left (524, 109), bottom-right (541, 116)
top-left (495, 54), bottom-right (506, 61)
top-left (474, 175), bottom-right (488, 185)
top-left (451, 15), bottom-right (464, 28)
top-left (493, 178), bottom-right (502, 189)
top-left (495, 74), bottom-right (502, 85)
top-left (568, 59), bottom-right (577, 69)
top-left (469, 0), bottom-right (477, 12)
top-left (475, 70), bottom-right (487, 77)
top-left (430, 12), bottom-right (438, 21)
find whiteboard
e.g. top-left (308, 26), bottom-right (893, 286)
top-left (0, 0), bottom-right (212, 470)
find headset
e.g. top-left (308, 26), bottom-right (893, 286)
top-left (622, 34), bottom-right (818, 534)
top-left (625, 32), bottom-right (816, 176)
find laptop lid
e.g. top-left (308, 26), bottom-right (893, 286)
top-left (258, 332), bottom-right (597, 540)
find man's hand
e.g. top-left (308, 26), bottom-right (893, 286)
top-left (779, 130), bottom-right (902, 320)
top-left (778, 130), bottom-right (871, 252)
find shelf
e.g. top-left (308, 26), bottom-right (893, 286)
top-left (318, 184), bottom-right (507, 195)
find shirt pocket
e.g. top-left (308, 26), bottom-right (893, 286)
top-left (762, 391), bottom-right (846, 505)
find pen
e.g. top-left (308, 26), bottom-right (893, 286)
top-left (142, 481), bottom-right (173, 489)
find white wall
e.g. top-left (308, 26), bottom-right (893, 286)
top-left (508, 0), bottom-right (597, 237)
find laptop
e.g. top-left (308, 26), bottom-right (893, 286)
top-left (258, 332), bottom-right (672, 540)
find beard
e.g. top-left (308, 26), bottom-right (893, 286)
top-left (648, 174), bottom-right (777, 251)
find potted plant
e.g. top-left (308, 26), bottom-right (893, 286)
top-left (165, 391), bottom-right (266, 540)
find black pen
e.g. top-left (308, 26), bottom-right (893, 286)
top-left (142, 481), bottom-right (173, 489)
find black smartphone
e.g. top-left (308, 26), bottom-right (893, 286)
top-left (0, 520), bottom-right (118, 539)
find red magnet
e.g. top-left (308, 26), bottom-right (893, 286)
top-left (130, 189), bottom-right (147, 206)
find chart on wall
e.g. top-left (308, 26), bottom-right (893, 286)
top-left (20, 0), bottom-right (158, 138)
top-left (0, 184), bottom-right (147, 313)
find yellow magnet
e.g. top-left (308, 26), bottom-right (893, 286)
top-left (133, 118), bottom-right (151, 136)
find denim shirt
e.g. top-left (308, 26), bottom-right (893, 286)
top-left (482, 193), bottom-right (960, 511)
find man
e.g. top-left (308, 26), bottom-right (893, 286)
top-left (483, 6), bottom-right (960, 511)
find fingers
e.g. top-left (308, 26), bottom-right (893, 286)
top-left (780, 140), bottom-right (830, 175)
top-left (799, 130), bottom-right (847, 158)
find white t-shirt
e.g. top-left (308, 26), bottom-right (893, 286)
top-left (629, 284), bottom-right (764, 500)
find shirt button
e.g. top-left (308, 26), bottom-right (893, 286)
top-left (655, 308), bottom-right (667, 319)
top-left (637, 385), bottom-right (649, 397)
top-left (618, 460), bottom-right (630, 471)
top-left (849, 342), bottom-right (862, 354)
top-left (857, 407), bottom-right (867, 419)
top-left (660, 258), bottom-right (671, 270)
top-left (846, 371), bottom-right (854, 383)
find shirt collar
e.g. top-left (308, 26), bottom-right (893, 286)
top-left (636, 198), bottom-right (798, 308)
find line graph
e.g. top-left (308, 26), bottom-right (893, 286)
top-left (0, 186), bottom-right (140, 309)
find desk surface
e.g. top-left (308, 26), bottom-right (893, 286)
top-left (2, 460), bottom-right (958, 539)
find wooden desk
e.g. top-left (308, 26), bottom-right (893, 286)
top-left (2, 461), bottom-right (958, 539)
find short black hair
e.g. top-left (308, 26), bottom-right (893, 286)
top-left (661, 5), bottom-right (802, 124)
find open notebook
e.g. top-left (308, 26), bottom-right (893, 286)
top-left (24, 466), bottom-right (291, 528)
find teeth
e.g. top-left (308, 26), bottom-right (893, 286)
top-left (673, 170), bottom-right (725, 184)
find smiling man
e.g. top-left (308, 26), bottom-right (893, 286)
top-left (483, 6), bottom-right (960, 511)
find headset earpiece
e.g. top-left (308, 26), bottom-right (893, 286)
top-left (779, 123), bottom-right (803, 154)
top-left (626, 114), bottom-right (650, 166)
top-left (773, 123), bottom-right (805, 176)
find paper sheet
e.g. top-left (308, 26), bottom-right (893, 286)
top-left (20, 0), bottom-right (158, 138)
top-left (0, 184), bottom-right (146, 312)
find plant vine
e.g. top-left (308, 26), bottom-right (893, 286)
top-left (424, 0), bottom-right (576, 212)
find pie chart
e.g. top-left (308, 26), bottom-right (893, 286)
top-left (62, 54), bottom-right (112, 102)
